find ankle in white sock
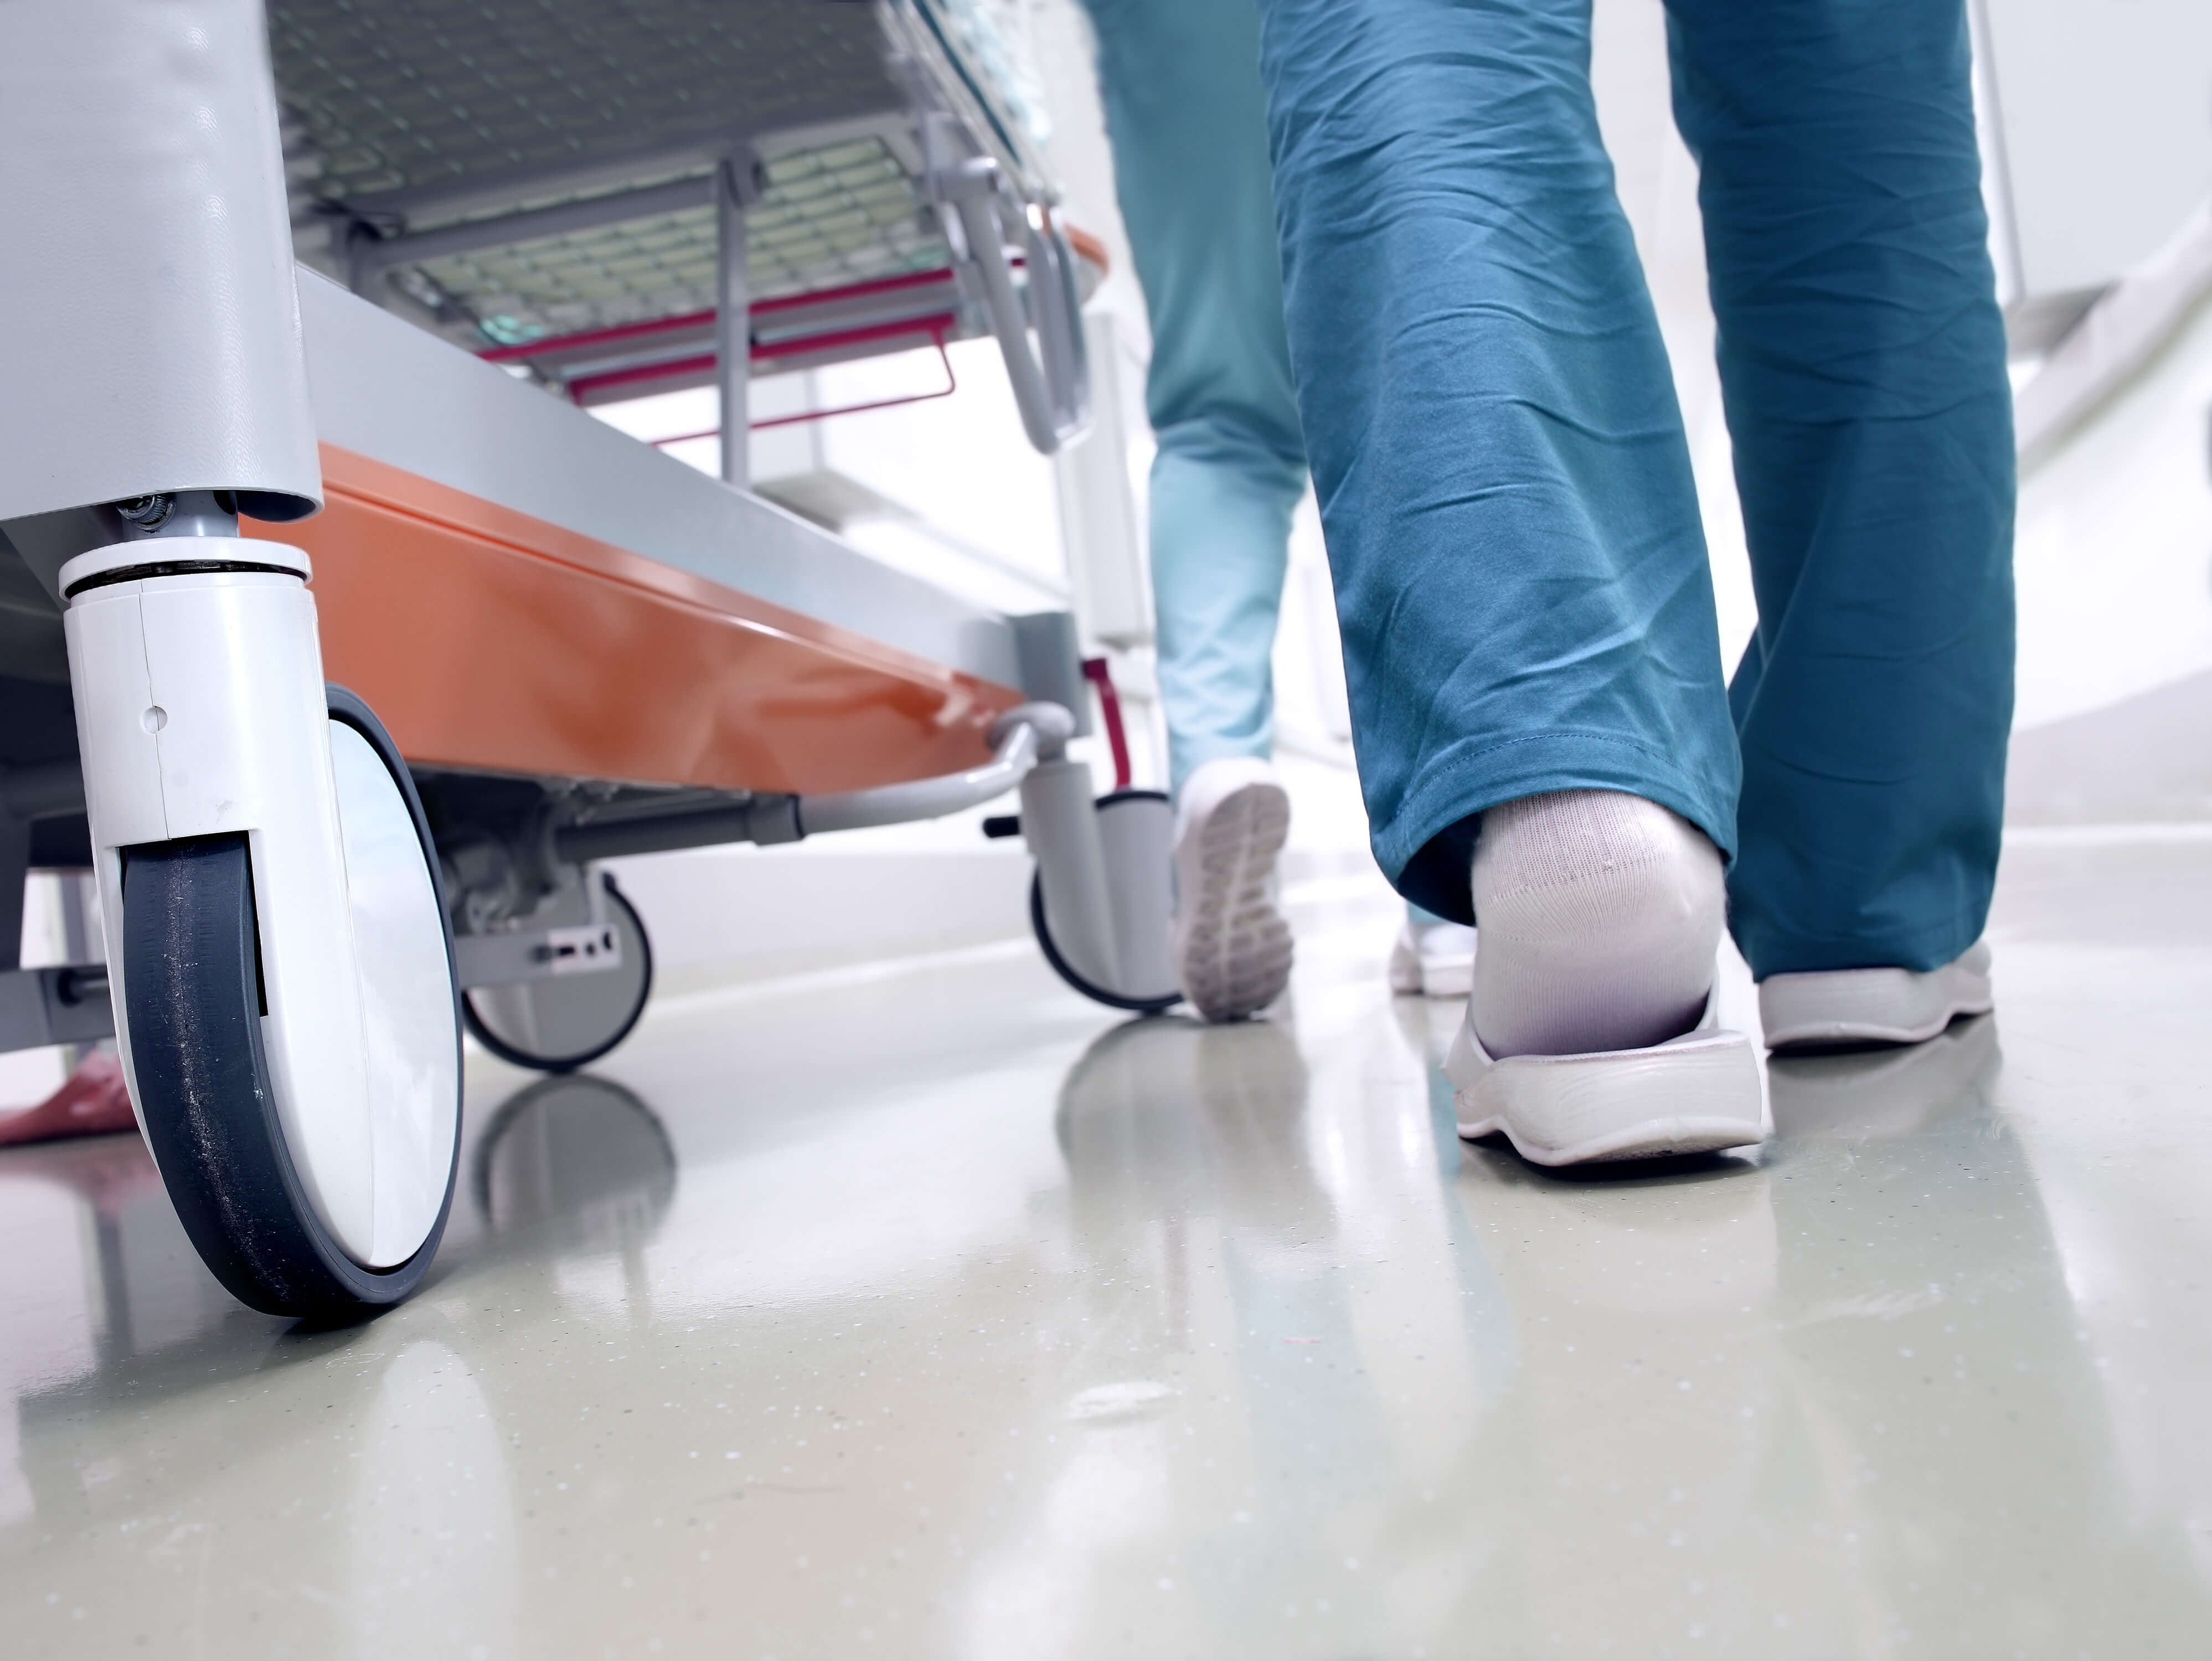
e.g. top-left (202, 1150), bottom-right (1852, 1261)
top-left (1469, 790), bottom-right (1723, 1058)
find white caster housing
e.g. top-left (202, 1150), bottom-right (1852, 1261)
top-left (1007, 725), bottom-right (1180, 1014)
top-left (64, 541), bottom-right (461, 1316)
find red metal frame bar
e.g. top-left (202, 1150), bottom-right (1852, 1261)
top-left (752, 267), bottom-right (961, 317)
top-left (1082, 657), bottom-right (1133, 791)
top-left (564, 310), bottom-right (962, 406)
top-left (477, 307), bottom-right (712, 367)
top-left (645, 329), bottom-right (959, 443)
top-left (476, 267), bottom-right (963, 368)
top-left (572, 350), bottom-right (717, 404)
top-left (756, 310), bottom-right (962, 366)
top-left (752, 328), bottom-right (958, 430)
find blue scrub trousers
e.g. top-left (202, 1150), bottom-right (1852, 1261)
top-left (1254, 0), bottom-right (2015, 977)
top-left (1080, 0), bottom-right (1310, 795)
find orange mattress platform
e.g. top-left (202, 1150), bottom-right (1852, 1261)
top-left (297, 445), bottom-right (1022, 799)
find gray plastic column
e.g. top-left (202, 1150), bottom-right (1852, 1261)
top-left (1022, 759), bottom-right (1120, 992)
top-left (1096, 795), bottom-right (1175, 999)
top-left (716, 158), bottom-right (751, 489)
top-left (0, 0), bottom-right (322, 523)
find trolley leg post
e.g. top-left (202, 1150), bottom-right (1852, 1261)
top-left (1020, 756), bottom-right (1121, 994)
top-left (716, 154), bottom-right (752, 489)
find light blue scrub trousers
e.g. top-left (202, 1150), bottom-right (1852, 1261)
top-left (1254, 0), bottom-right (2017, 978)
top-left (1079, 0), bottom-right (1309, 795)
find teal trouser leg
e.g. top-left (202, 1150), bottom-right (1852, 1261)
top-left (1254, 0), bottom-right (1740, 923)
top-left (1667, 0), bottom-right (2015, 977)
top-left (1252, 0), bottom-right (2012, 966)
top-left (1080, 0), bottom-right (1309, 795)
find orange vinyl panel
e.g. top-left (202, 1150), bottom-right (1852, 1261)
top-left (295, 445), bottom-right (1022, 796)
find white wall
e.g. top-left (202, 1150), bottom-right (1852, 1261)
top-left (2004, 291), bottom-right (2212, 823)
top-left (1975, 0), bottom-right (2212, 306)
top-left (2014, 298), bottom-right (2212, 732)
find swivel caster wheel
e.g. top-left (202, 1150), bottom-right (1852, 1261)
top-left (1029, 788), bottom-right (1181, 1014)
top-left (462, 878), bottom-right (653, 1073)
top-left (122, 687), bottom-right (462, 1318)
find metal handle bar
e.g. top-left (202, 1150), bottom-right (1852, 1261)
top-left (799, 701), bottom-right (1073, 835)
top-left (548, 704), bottom-right (1076, 863)
top-left (942, 159), bottom-right (1091, 455)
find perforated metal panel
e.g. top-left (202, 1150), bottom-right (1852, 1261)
top-left (415, 140), bottom-right (950, 343)
top-left (269, 0), bottom-right (1053, 363)
top-left (269, 0), bottom-right (899, 219)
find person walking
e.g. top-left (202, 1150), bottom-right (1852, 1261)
top-left (1080, 0), bottom-right (1482, 1020)
top-left (1245, 0), bottom-right (2012, 1163)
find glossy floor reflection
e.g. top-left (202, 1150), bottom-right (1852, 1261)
top-left (3, 832), bottom-right (2211, 1657)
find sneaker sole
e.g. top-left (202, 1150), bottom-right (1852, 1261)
top-left (1173, 781), bottom-right (1292, 1021)
top-left (1760, 950), bottom-right (1993, 1052)
top-left (1454, 1031), bottom-right (1766, 1166)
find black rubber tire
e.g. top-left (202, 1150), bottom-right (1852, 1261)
top-left (1030, 788), bottom-right (1180, 1015)
top-left (123, 687), bottom-right (461, 1318)
top-left (462, 880), bottom-right (653, 1074)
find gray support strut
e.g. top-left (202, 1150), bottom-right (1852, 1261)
top-left (1096, 793), bottom-right (1175, 999)
top-left (716, 156), bottom-right (752, 489)
top-left (1021, 756), bottom-right (1120, 993)
top-left (0, 0), bottom-right (323, 524)
top-left (0, 760), bottom-right (91, 979)
top-left (0, 966), bottom-right (115, 1054)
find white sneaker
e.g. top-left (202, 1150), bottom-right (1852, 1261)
top-left (1388, 919), bottom-right (1477, 997)
top-left (1171, 757), bottom-right (1293, 1023)
top-left (1446, 980), bottom-right (1766, 1167)
top-left (1759, 940), bottom-right (1993, 1052)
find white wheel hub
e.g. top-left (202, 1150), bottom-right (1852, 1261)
top-left (329, 720), bottom-right (461, 1267)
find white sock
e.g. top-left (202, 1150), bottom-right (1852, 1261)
top-left (1469, 790), bottom-right (1723, 1058)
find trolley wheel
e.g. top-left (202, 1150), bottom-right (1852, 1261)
top-left (1030, 788), bottom-right (1182, 1015)
top-left (462, 880), bottom-right (653, 1073)
top-left (123, 687), bottom-right (461, 1319)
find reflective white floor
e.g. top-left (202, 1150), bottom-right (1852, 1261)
top-left (4, 830), bottom-right (2211, 1658)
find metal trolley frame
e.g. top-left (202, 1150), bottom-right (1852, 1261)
top-left (0, 0), bottom-right (1169, 1318)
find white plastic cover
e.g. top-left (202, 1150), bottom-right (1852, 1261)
top-left (0, 0), bottom-right (322, 521)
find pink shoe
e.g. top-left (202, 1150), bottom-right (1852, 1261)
top-left (0, 1051), bottom-right (137, 1147)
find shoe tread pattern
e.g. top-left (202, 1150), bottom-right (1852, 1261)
top-left (1177, 783), bottom-right (1293, 1022)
